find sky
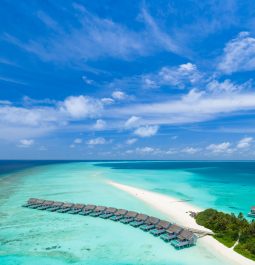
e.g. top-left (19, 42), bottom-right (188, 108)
top-left (1, 0), bottom-right (255, 160)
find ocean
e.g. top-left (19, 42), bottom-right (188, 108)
top-left (0, 161), bottom-right (254, 265)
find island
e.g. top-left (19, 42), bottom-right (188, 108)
top-left (195, 209), bottom-right (255, 261)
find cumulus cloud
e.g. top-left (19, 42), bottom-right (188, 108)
top-left (237, 137), bottom-right (253, 149)
top-left (182, 147), bottom-right (200, 154)
top-left (142, 63), bottom-right (202, 89)
top-left (87, 137), bottom-right (106, 145)
top-left (18, 139), bottom-right (34, 148)
top-left (61, 95), bottom-right (102, 118)
top-left (207, 79), bottom-right (251, 94)
top-left (101, 98), bottom-right (114, 105)
top-left (94, 119), bottom-right (106, 130)
top-left (126, 138), bottom-right (137, 145)
top-left (125, 116), bottom-right (141, 128)
top-left (134, 125), bottom-right (159, 137)
top-left (136, 146), bottom-right (155, 153)
top-left (206, 142), bottom-right (232, 153)
top-left (112, 91), bottom-right (127, 100)
top-left (218, 32), bottom-right (255, 74)
top-left (0, 94), bottom-right (104, 140)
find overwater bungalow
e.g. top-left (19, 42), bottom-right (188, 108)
top-left (120, 211), bottom-right (138, 224)
top-left (57, 203), bottom-right (74, 213)
top-left (248, 206), bottom-right (255, 218)
top-left (130, 214), bottom-right (149, 227)
top-left (171, 229), bottom-right (197, 248)
top-left (68, 204), bottom-right (86, 214)
top-left (22, 198), bottom-right (40, 207)
top-left (37, 200), bottom-right (55, 210)
top-left (150, 220), bottom-right (171, 236)
top-left (160, 224), bottom-right (183, 242)
top-left (140, 217), bottom-right (160, 231)
top-left (90, 206), bottom-right (107, 217)
top-left (47, 201), bottom-right (63, 212)
top-left (100, 207), bottom-right (117, 219)
top-left (110, 209), bottom-right (128, 221)
top-left (28, 199), bottom-right (45, 209)
top-left (79, 204), bottom-right (96, 215)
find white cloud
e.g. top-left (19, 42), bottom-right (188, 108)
top-left (18, 139), bottom-right (34, 148)
top-left (94, 119), bottom-right (106, 130)
top-left (126, 138), bottom-right (137, 145)
top-left (142, 77), bottom-right (159, 89)
top-left (0, 100), bottom-right (11, 105)
top-left (7, 7), bottom-right (181, 64)
top-left (125, 116), bottom-right (141, 128)
top-left (112, 91), bottom-right (126, 100)
top-left (141, 62), bottom-right (202, 90)
top-left (87, 137), bottom-right (106, 145)
top-left (182, 147), bottom-right (200, 154)
top-left (207, 79), bottom-right (251, 94)
top-left (165, 149), bottom-right (177, 155)
top-left (206, 142), bottom-right (231, 153)
top-left (82, 76), bottom-right (93, 85)
top-left (61, 95), bottom-right (102, 118)
top-left (74, 138), bottom-right (83, 144)
top-left (141, 8), bottom-right (180, 55)
top-left (218, 32), bottom-right (255, 74)
top-left (136, 146), bottom-right (154, 153)
top-left (115, 92), bottom-right (255, 126)
top-left (101, 98), bottom-right (114, 105)
top-left (134, 125), bottom-right (159, 137)
top-left (237, 137), bottom-right (253, 149)
top-left (158, 63), bottom-right (202, 89)
top-left (37, 11), bottom-right (60, 31)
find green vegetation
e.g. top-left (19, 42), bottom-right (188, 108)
top-left (195, 209), bottom-right (255, 261)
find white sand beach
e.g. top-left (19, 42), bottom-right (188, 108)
top-left (107, 180), bottom-right (255, 265)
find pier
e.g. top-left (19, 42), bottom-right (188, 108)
top-left (22, 198), bottom-right (212, 249)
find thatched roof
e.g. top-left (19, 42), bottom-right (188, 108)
top-left (35, 199), bottom-right (44, 204)
top-left (145, 217), bottom-right (160, 225)
top-left (51, 201), bottom-right (63, 207)
top-left (28, 198), bottom-right (39, 203)
top-left (178, 230), bottom-right (195, 241)
top-left (166, 224), bottom-right (182, 234)
top-left (84, 204), bottom-right (96, 210)
top-left (114, 209), bottom-right (127, 216)
top-left (135, 214), bottom-right (148, 221)
top-left (94, 206), bottom-right (107, 212)
top-left (42, 200), bottom-right (54, 205)
top-left (61, 203), bottom-right (73, 208)
top-left (105, 207), bottom-right (117, 213)
top-left (72, 204), bottom-right (85, 209)
top-left (125, 211), bottom-right (138, 218)
top-left (156, 220), bottom-right (171, 229)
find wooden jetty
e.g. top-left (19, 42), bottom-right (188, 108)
top-left (22, 198), bottom-right (213, 249)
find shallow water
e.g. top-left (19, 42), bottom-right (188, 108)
top-left (0, 161), bottom-right (254, 264)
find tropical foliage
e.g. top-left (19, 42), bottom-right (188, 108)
top-left (195, 209), bottom-right (255, 261)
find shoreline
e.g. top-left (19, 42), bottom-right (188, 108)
top-left (106, 180), bottom-right (255, 265)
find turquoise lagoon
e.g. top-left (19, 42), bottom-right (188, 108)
top-left (0, 161), bottom-right (255, 265)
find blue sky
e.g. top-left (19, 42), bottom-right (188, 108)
top-left (1, 0), bottom-right (255, 159)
